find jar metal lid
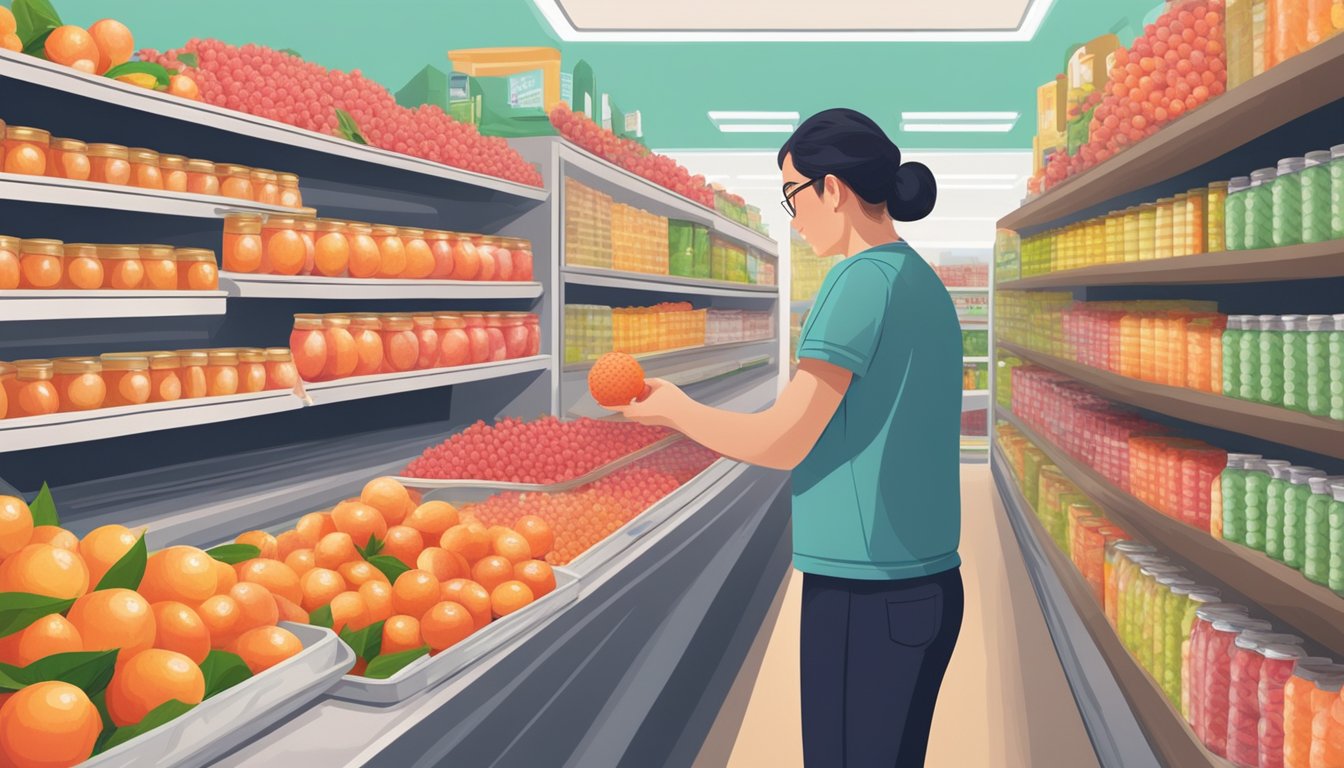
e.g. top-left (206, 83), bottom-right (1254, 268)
top-left (224, 214), bottom-right (264, 234)
top-left (158, 154), bottom-right (186, 170)
top-left (349, 315), bottom-right (381, 329)
top-left (433, 313), bottom-right (465, 328)
top-left (186, 159), bottom-right (217, 173)
top-left (174, 248), bottom-right (216, 263)
top-left (5, 126), bottom-right (51, 143)
top-left (0, 235), bottom-right (18, 250)
top-left (128, 148), bottom-right (160, 163)
top-left (1211, 616), bottom-right (1271, 632)
top-left (250, 169), bottom-right (278, 181)
top-left (1250, 168), bottom-right (1277, 184)
top-left (236, 348), bottom-right (266, 363)
top-left (145, 352), bottom-right (180, 369)
top-left (381, 315), bottom-right (414, 330)
top-left (99, 354), bottom-right (150, 371)
top-left (398, 228), bottom-right (426, 238)
top-left (411, 314), bottom-right (435, 326)
top-left (176, 351), bottom-right (209, 365)
top-left (1257, 644), bottom-right (1309, 660)
top-left (207, 350), bottom-right (239, 366)
top-left (322, 316), bottom-right (351, 328)
top-left (12, 359), bottom-right (54, 380)
top-left (344, 221), bottom-right (373, 233)
top-left (371, 225), bottom-right (400, 236)
top-left (0, 362), bottom-right (14, 377)
top-left (1238, 630), bottom-right (1303, 647)
top-left (216, 163), bottom-right (252, 176)
top-left (53, 357), bottom-right (102, 374)
top-left (263, 217), bottom-right (301, 229)
top-left (21, 239), bottom-right (64, 256)
top-left (315, 220), bottom-right (346, 233)
top-left (63, 243), bottom-right (99, 258)
top-left (51, 138), bottom-right (88, 152)
top-left (97, 245), bottom-right (141, 260)
top-left (139, 244), bottom-right (175, 258)
top-left (1305, 150), bottom-right (1332, 167)
top-left (86, 143), bottom-right (129, 159)
top-left (277, 173), bottom-right (299, 185)
top-left (264, 348), bottom-right (293, 362)
top-left (1276, 157), bottom-right (1306, 174)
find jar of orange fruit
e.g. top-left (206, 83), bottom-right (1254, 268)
top-left (87, 144), bottom-right (131, 185)
top-left (509, 237), bottom-right (534, 281)
top-left (277, 173), bottom-right (302, 208)
top-left (489, 237), bottom-right (514, 281)
top-left (321, 316), bottom-right (358, 381)
top-left (297, 216), bottom-right (317, 275)
top-left (217, 164), bottom-right (254, 200)
top-left (159, 154), bottom-right (188, 193)
top-left (372, 226), bottom-right (406, 278)
top-left (146, 352), bottom-right (182, 402)
top-left (434, 313), bottom-right (470, 368)
top-left (483, 313), bottom-right (508, 362)
top-left (0, 236), bottom-right (19, 290)
top-left (502, 314), bottom-right (529, 359)
top-left (100, 354), bottom-right (151, 408)
top-left (525, 313), bottom-right (541, 357)
top-left (19, 239), bottom-right (63, 289)
top-left (378, 315), bottom-right (418, 373)
top-left (62, 243), bottom-right (103, 290)
top-left (473, 236), bottom-right (498, 281)
top-left (411, 314), bottom-right (438, 369)
top-left (290, 314), bottom-right (328, 382)
top-left (347, 315), bottom-right (384, 377)
top-left (0, 362), bottom-right (12, 419)
top-left (345, 221), bottom-right (380, 278)
top-left (176, 350), bottom-right (209, 398)
top-left (4, 126), bottom-right (49, 176)
top-left (48, 138), bottom-right (90, 181)
top-left (236, 348), bottom-right (268, 393)
top-left (461, 313), bottom-right (490, 364)
top-left (99, 245), bottom-right (144, 290)
top-left (205, 350), bottom-right (240, 397)
top-left (261, 216), bottom-right (305, 276)
top-left (174, 248), bottom-right (219, 291)
top-left (139, 244), bottom-right (178, 291)
top-left (185, 159), bottom-right (219, 196)
top-left (310, 220), bottom-right (348, 277)
top-left (223, 214), bottom-right (264, 274)
top-left (127, 149), bottom-right (164, 190)
top-left (251, 169), bottom-right (279, 206)
top-left (425, 230), bottom-right (454, 278)
top-left (449, 232), bottom-right (480, 281)
top-left (264, 348), bottom-right (298, 390)
top-left (399, 228), bottom-right (434, 279)
top-left (52, 358), bottom-right (105, 412)
top-left (5, 360), bottom-right (59, 417)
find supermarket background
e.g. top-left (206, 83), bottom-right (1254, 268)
top-left (0, 0), bottom-right (1342, 766)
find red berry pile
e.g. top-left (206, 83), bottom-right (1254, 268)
top-left (550, 104), bottom-right (715, 207)
top-left (137, 39), bottom-right (543, 187)
top-left (466, 441), bottom-right (720, 564)
top-left (403, 417), bottom-right (674, 483)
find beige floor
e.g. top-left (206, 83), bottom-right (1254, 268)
top-left (693, 463), bottom-right (1101, 768)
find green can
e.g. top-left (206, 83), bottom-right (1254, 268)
top-left (1245, 168), bottom-right (1276, 250)
top-left (1331, 145), bottom-right (1344, 240)
top-left (1157, 576), bottom-right (1196, 704)
top-left (1272, 157), bottom-right (1305, 248)
top-left (1331, 313), bottom-right (1344, 422)
top-left (1303, 476), bottom-right (1338, 586)
top-left (1283, 466), bottom-right (1325, 570)
top-left (1220, 453), bottom-right (1260, 544)
top-left (1225, 176), bottom-right (1250, 251)
top-left (1282, 315), bottom-right (1309, 413)
top-left (1264, 462), bottom-right (1294, 560)
top-left (1301, 150), bottom-right (1333, 243)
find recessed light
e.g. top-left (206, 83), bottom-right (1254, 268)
top-left (708, 111), bottom-right (800, 122)
top-left (900, 122), bottom-right (1016, 133)
top-left (901, 111), bottom-right (1020, 121)
top-left (718, 124), bottom-right (796, 133)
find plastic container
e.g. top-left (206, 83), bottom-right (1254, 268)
top-left (525, 313), bottom-right (541, 356)
top-left (448, 232), bottom-right (480, 281)
top-left (175, 248), bottom-right (220, 291)
top-left (4, 360), bottom-right (58, 417)
top-left (186, 159), bottom-right (219, 196)
top-left (159, 154), bottom-right (188, 193)
top-left (400, 228), bottom-right (435, 280)
top-left (1221, 454), bottom-right (1262, 545)
top-left (1226, 176), bottom-right (1251, 251)
top-left (18, 238), bottom-right (63, 289)
top-left (204, 350), bottom-right (240, 397)
top-left (289, 315), bottom-right (328, 382)
top-left (1200, 616), bottom-right (1275, 755)
top-left (87, 144), bottom-right (130, 186)
top-left (425, 230), bottom-right (454, 279)
top-left (483, 236), bottom-right (512, 281)
top-left (100, 354), bottom-right (152, 407)
top-left (3, 126), bottom-right (49, 175)
top-left (0, 235), bottom-right (18, 290)
top-left (223, 214), bottom-right (264, 274)
top-left (411, 314), bottom-right (438, 369)
top-left (52, 358), bottom-right (105, 412)
top-left (127, 148), bottom-right (163, 191)
top-left (1333, 314), bottom-right (1344, 421)
top-left (1246, 168), bottom-right (1277, 250)
top-left (501, 313), bottom-right (529, 359)
top-left (146, 352), bottom-right (182, 403)
top-left (1273, 157), bottom-right (1307, 248)
top-left (321, 316), bottom-right (358, 381)
top-left (261, 216), bottom-right (306, 276)
top-left (1281, 466), bottom-right (1325, 569)
top-left (434, 314), bottom-right (470, 368)
top-left (177, 351), bottom-right (209, 399)
top-left (508, 237), bottom-right (534, 281)
top-left (345, 221), bottom-right (380, 279)
top-left (251, 169), bottom-right (279, 206)
top-left (278, 173), bottom-right (302, 208)
top-left (236, 348), bottom-right (268, 393)
top-left (1255, 645), bottom-right (1317, 768)
top-left (47, 138), bottom-right (90, 181)
top-left (217, 164), bottom-right (255, 200)
top-left (379, 315), bottom-right (418, 373)
top-left (139, 244), bottom-right (178, 291)
top-left (263, 348), bottom-right (298, 391)
top-left (373, 226), bottom-right (406, 278)
top-left (61, 243), bottom-right (103, 290)
top-left (483, 313), bottom-right (508, 362)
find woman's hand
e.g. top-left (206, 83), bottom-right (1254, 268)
top-left (608, 378), bottom-right (691, 429)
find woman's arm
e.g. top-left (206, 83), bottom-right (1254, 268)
top-left (612, 358), bottom-right (851, 471)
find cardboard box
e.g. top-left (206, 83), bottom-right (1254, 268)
top-left (1036, 76), bottom-right (1066, 147)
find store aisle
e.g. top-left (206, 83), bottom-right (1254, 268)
top-left (693, 464), bottom-right (1100, 768)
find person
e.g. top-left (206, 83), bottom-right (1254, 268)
top-left (612, 108), bottom-right (964, 767)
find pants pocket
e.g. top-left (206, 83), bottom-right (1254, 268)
top-left (886, 594), bottom-right (941, 648)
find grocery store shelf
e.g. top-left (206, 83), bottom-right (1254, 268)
top-left (958, 314), bottom-right (989, 326)
top-left (303, 356), bottom-right (551, 406)
top-left (962, 390), bottom-right (990, 412)
top-left (963, 356), bottom-right (990, 364)
top-left (0, 289), bottom-right (227, 321)
top-left (998, 342), bottom-right (1344, 460)
top-left (562, 265), bottom-right (779, 299)
top-left (0, 171), bottom-right (298, 219)
top-left (997, 408), bottom-right (1344, 656)
top-left (996, 240), bottom-right (1344, 290)
top-left (992, 447), bottom-right (1226, 768)
top-left (946, 285), bottom-right (990, 294)
top-left (563, 338), bottom-right (776, 372)
top-left (220, 272), bottom-right (544, 300)
top-left (997, 34), bottom-right (1344, 232)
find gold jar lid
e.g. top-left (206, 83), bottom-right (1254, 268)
top-left (411, 314), bottom-right (435, 327)
top-left (461, 312), bottom-right (484, 320)
top-left (53, 357), bottom-right (102, 375)
top-left (128, 148), bottom-right (160, 164)
top-left (139, 244), bottom-right (174, 259)
top-left (176, 350), bottom-right (209, 366)
top-left (344, 221), bottom-right (373, 234)
top-left (477, 236), bottom-right (499, 245)
top-left (423, 229), bottom-right (449, 240)
top-left (98, 245), bottom-right (141, 261)
top-left (86, 143), bottom-right (129, 160)
top-left (12, 359), bottom-right (54, 380)
top-left (262, 216), bottom-right (300, 229)
top-left (349, 314), bottom-right (381, 330)
top-left (6, 127), bottom-right (50, 143)
top-left (315, 220), bottom-right (346, 234)
top-left (292, 313), bottom-right (325, 330)
top-left (1208, 180), bottom-right (1230, 190)
top-left (0, 235), bottom-right (19, 251)
top-left (503, 312), bottom-right (529, 322)
top-left (99, 353), bottom-right (149, 371)
top-left (145, 352), bottom-right (180, 369)
top-left (174, 248), bottom-right (216, 263)
top-left (20, 239), bottom-right (64, 256)
top-left (296, 206), bottom-right (318, 218)
top-left (433, 313), bottom-right (465, 328)
top-left (483, 313), bottom-right (504, 325)
top-left (371, 225), bottom-right (400, 237)
top-left (322, 316), bottom-right (351, 329)
top-left (157, 154), bottom-right (186, 170)
top-left (186, 159), bottom-right (216, 173)
top-left (236, 348), bottom-right (266, 363)
top-left (277, 173), bottom-right (299, 186)
top-left (264, 347), bottom-right (293, 363)
top-left (51, 138), bottom-right (88, 152)
top-left (216, 163), bottom-right (252, 177)
top-left (398, 228), bottom-right (426, 239)
top-left (0, 362), bottom-right (14, 378)
top-left (380, 315), bottom-right (414, 331)
top-left (63, 243), bottom-right (99, 259)
top-left (297, 217), bottom-right (317, 232)
top-left (207, 350), bottom-right (239, 366)
top-left (224, 214), bottom-right (263, 235)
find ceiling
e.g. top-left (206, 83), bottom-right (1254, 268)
top-left (49, 0), bottom-right (1159, 151)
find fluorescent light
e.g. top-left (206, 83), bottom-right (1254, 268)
top-left (937, 183), bottom-right (1019, 190)
top-left (718, 124), bottom-right (796, 133)
top-left (900, 122), bottom-right (1016, 133)
top-left (708, 111), bottom-right (800, 122)
top-left (936, 174), bottom-right (1022, 181)
top-left (737, 174), bottom-right (785, 180)
top-left (901, 111), bottom-right (1020, 121)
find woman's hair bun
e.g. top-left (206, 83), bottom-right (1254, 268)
top-left (888, 161), bottom-right (937, 222)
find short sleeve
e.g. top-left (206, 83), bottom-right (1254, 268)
top-left (797, 260), bottom-right (893, 378)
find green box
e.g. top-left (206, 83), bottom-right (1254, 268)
top-left (692, 226), bottom-right (711, 279)
top-left (669, 220), bottom-right (696, 277)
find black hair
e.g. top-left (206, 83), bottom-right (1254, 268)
top-left (777, 108), bottom-right (936, 222)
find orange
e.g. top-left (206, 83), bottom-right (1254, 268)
top-left (360, 477), bottom-right (414, 526)
top-left (0, 7), bottom-right (14, 35)
top-left (315, 532), bottom-right (358, 570)
top-left (0, 34), bottom-right (18, 53)
top-left (294, 512), bottom-right (336, 547)
top-left (275, 530), bottom-right (305, 561)
top-left (382, 526), bottom-right (424, 567)
top-left (235, 530), bottom-right (278, 560)
top-left (338, 560), bottom-right (389, 587)
top-left (149, 601), bottom-right (210, 664)
top-left (168, 74), bottom-right (199, 101)
top-left (228, 582), bottom-right (279, 634)
top-left (390, 570), bottom-right (439, 619)
top-left (490, 581), bottom-right (534, 618)
top-left (65, 588), bottom-right (154, 666)
top-left (358, 580), bottom-right (393, 623)
top-left (274, 594), bottom-right (308, 623)
top-left (0, 614), bottom-right (82, 667)
top-left (29, 525), bottom-right (77, 552)
top-left (0, 681), bottom-right (100, 768)
top-left (105, 648), bottom-right (204, 727)
top-left (197, 595), bottom-right (242, 648)
top-left (492, 531), bottom-right (532, 564)
top-left (587, 352), bottom-right (648, 406)
top-left (485, 525), bottom-right (513, 545)
top-left (229, 625), bottom-right (302, 674)
top-left (513, 560), bottom-right (556, 598)
top-left (0, 544), bottom-right (89, 600)
top-left (416, 547), bottom-right (466, 582)
top-left (140, 546), bottom-right (216, 604)
top-left (328, 591), bottom-right (370, 634)
top-left (44, 26), bottom-right (99, 69)
top-left (0, 495), bottom-right (34, 559)
top-left (299, 568), bottom-right (346, 612)
top-left (331, 502), bottom-right (387, 550)
top-left (420, 601), bottom-right (473, 652)
top-left (440, 579), bottom-right (491, 629)
top-left (405, 501), bottom-right (459, 539)
top-left (380, 615), bottom-right (421, 656)
top-left (88, 19), bottom-right (133, 74)
top-left (471, 556), bottom-right (514, 594)
top-left (514, 516), bottom-right (554, 558)
top-left (440, 524), bottom-right (490, 564)
top-left (349, 657), bottom-right (368, 676)
top-left (213, 557), bottom-right (238, 594)
top-left (284, 548), bottom-right (316, 577)
top-left (237, 559), bottom-right (301, 605)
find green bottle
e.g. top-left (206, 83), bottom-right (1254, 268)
top-left (1223, 316), bottom-right (1244, 398)
top-left (1259, 315), bottom-right (1285, 406)
top-left (1244, 459), bottom-right (1287, 553)
top-left (1329, 479), bottom-right (1344, 594)
top-left (1272, 157), bottom-right (1306, 247)
top-left (1301, 150), bottom-right (1333, 243)
top-left (1220, 453), bottom-right (1261, 544)
top-left (1245, 168), bottom-right (1277, 250)
top-left (1331, 314), bottom-right (1344, 421)
top-left (1282, 315), bottom-right (1308, 412)
top-left (1283, 466), bottom-right (1325, 570)
top-left (1238, 316), bottom-right (1261, 401)
top-left (1306, 315), bottom-right (1333, 417)
top-left (1265, 462), bottom-right (1294, 559)
top-left (1303, 476), bottom-right (1339, 586)
top-left (1225, 176), bottom-right (1250, 251)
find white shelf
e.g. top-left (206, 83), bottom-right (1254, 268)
top-left (221, 273), bottom-right (544, 300)
top-left (563, 338), bottom-right (776, 372)
top-left (662, 354), bottom-right (772, 388)
top-left (958, 314), bottom-right (989, 326)
top-left (962, 390), bottom-right (990, 411)
top-left (0, 289), bottom-right (227, 321)
top-left (963, 356), bottom-right (990, 363)
top-left (562, 265), bottom-right (778, 299)
top-left (303, 356), bottom-right (551, 406)
top-left (945, 286), bottom-right (990, 294)
top-left (0, 172), bottom-right (297, 218)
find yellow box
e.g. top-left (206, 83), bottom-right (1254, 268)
top-left (447, 47), bottom-right (564, 113)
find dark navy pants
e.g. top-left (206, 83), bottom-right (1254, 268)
top-left (800, 567), bottom-right (964, 768)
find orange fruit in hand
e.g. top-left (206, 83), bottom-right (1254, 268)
top-left (30, 526), bottom-right (78, 552)
top-left (331, 502), bottom-right (388, 550)
top-left (328, 591), bottom-right (370, 634)
top-left (440, 579), bottom-right (491, 629)
top-left (513, 560), bottom-right (557, 598)
top-left (404, 501), bottom-right (459, 539)
top-left (0, 495), bottom-right (34, 559)
top-left (358, 580), bottom-right (393, 623)
top-left (105, 649), bottom-right (204, 727)
top-left (416, 547), bottom-right (466, 582)
top-left (492, 531), bottom-right (532, 564)
top-left (65, 588), bottom-right (154, 666)
top-left (360, 477), bottom-right (415, 526)
top-left (141, 546), bottom-right (216, 604)
top-left (315, 532), bottom-right (359, 570)
top-left (0, 681), bottom-right (101, 768)
top-left (471, 556), bottom-right (514, 594)
top-left (237, 559), bottom-right (301, 605)
top-left (295, 511), bottom-right (336, 547)
top-left (150, 601), bottom-right (210, 664)
top-left (284, 548), bottom-right (316, 577)
top-left (0, 614), bottom-right (82, 667)
top-left (229, 625), bottom-right (302, 674)
top-left (380, 615), bottom-right (421, 656)
top-left (0, 544), bottom-right (89, 599)
top-left (299, 568), bottom-right (346, 613)
top-left (382, 526), bottom-right (424, 567)
top-left (587, 352), bottom-right (648, 406)
top-left (88, 18), bottom-right (133, 74)
top-left (228, 582), bottom-right (279, 634)
top-left (44, 26), bottom-right (99, 69)
top-left (440, 523), bottom-right (489, 564)
top-left (274, 594), bottom-right (309, 624)
top-left (338, 560), bottom-right (389, 587)
top-left (213, 557), bottom-right (239, 594)
top-left (275, 530), bottom-right (305, 561)
top-left (79, 525), bottom-right (138, 585)
top-left (513, 516), bottom-right (554, 559)
top-left (235, 530), bottom-right (278, 560)
top-left (197, 595), bottom-right (242, 648)
top-left (490, 581), bottom-right (535, 618)
top-left (168, 74), bottom-right (200, 101)
top-left (420, 601), bottom-right (473, 652)
top-left (390, 570), bottom-right (439, 619)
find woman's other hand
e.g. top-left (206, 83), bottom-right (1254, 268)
top-left (608, 378), bottom-right (690, 429)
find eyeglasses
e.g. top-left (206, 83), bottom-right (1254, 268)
top-left (781, 178), bottom-right (822, 218)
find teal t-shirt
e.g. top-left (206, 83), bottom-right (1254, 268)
top-left (792, 241), bottom-right (963, 580)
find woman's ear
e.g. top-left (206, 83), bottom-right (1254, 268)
top-left (823, 174), bottom-right (843, 211)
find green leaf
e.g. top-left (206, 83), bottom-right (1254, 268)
top-left (21, 28), bottom-right (52, 59)
top-left (0, 593), bottom-right (76, 638)
top-left (16, 650), bottom-right (118, 696)
top-left (335, 108), bottom-right (369, 145)
top-left (12, 0), bottom-right (61, 48)
top-left (339, 620), bottom-right (384, 662)
top-left (356, 534), bottom-right (383, 559)
top-left (175, 52), bottom-right (199, 69)
top-left (103, 61), bottom-right (173, 89)
top-left (364, 555), bottom-right (409, 584)
top-left (98, 699), bottom-right (195, 753)
top-left (199, 650), bottom-right (252, 699)
top-left (308, 604), bottom-right (333, 630)
top-left (205, 543), bottom-right (260, 565)
top-left (279, 48), bottom-right (302, 59)
top-left (90, 691), bottom-right (117, 754)
top-left (95, 534), bottom-right (147, 592)
top-left (28, 482), bottom-right (58, 527)
top-left (0, 666), bottom-right (26, 692)
top-left (363, 646), bottom-right (428, 680)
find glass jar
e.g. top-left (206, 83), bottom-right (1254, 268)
top-left (251, 169), bottom-right (279, 205)
top-left (1283, 664), bottom-right (1344, 768)
top-left (61, 243), bottom-right (103, 290)
top-left (1187, 605), bottom-right (1251, 732)
top-left (0, 235), bottom-right (19, 290)
top-left (139, 244), bottom-right (178, 291)
top-left (449, 232), bottom-right (481, 281)
top-left (1173, 194), bottom-right (1190, 258)
top-left (1331, 479), bottom-right (1344, 594)
top-left (1303, 315), bottom-right (1333, 418)
top-left (411, 315), bottom-right (438, 369)
top-left (264, 348), bottom-right (298, 390)
top-left (1206, 181), bottom-right (1228, 253)
top-left (1245, 459), bottom-right (1286, 553)
top-left (94, 245), bottom-right (141, 291)
top-left (297, 217), bottom-right (317, 276)
top-left (217, 164), bottom-right (254, 200)
top-left (489, 237), bottom-right (514, 281)
top-left (1221, 453), bottom-right (1259, 545)
top-left (1332, 313), bottom-right (1344, 422)
top-left (4, 126), bottom-right (49, 175)
top-left (312, 220), bottom-right (349, 277)
top-left (1304, 476), bottom-right (1338, 586)
top-left (1200, 617), bottom-right (1274, 755)
top-left (177, 350), bottom-right (208, 399)
top-left (174, 248), bottom-right (219, 291)
top-left (473, 236), bottom-right (498, 282)
top-left (52, 358), bottom-right (105, 412)
top-left (0, 362), bottom-right (10, 419)
top-left (347, 315), bottom-right (384, 377)
top-left (1223, 316), bottom-right (1245, 398)
top-left (223, 214), bottom-right (264, 274)
top-left (373, 226), bottom-right (406, 279)
top-left (398, 228), bottom-right (434, 280)
top-left (461, 313), bottom-right (490, 364)
top-left (425, 230), bottom-right (454, 279)
top-left (48, 138), bottom-right (90, 181)
top-left (1184, 188), bottom-right (1207, 255)
top-left (1259, 315), bottom-right (1285, 406)
top-left (1265, 462), bottom-right (1296, 560)
top-left (1257, 644), bottom-right (1317, 768)
top-left (1229, 631), bottom-right (1306, 766)
top-left (1116, 552), bottom-right (1161, 651)
top-left (127, 148), bottom-right (163, 190)
top-left (261, 216), bottom-right (305, 276)
top-left (100, 354), bottom-right (151, 407)
top-left (1246, 168), bottom-right (1277, 250)
top-left (1283, 315), bottom-right (1309, 413)
top-left (1239, 315), bottom-right (1262, 401)
top-left (483, 313), bottom-right (508, 362)
top-left (185, 159), bottom-right (219, 196)
top-left (345, 221), bottom-right (380, 279)
top-left (289, 314), bottom-right (328, 382)
top-left (1274, 157), bottom-right (1307, 248)
top-left (321, 316), bottom-right (358, 381)
top-left (1122, 207), bottom-right (1140, 261)
top-left (434, 314), bottom-right (470, 368)
top-left (1138, 563), bottom-right (1186, 673)
top-left (1295, 151), bottom-right (1330, 245)
top-left (205, 350), bottom-right (240, 397)
top-left (87, 144), bottom-right (130, 186)
top-left (146, 352), bottom-right (181, 403)
top-left (1137, 203), bottom-right (1157, 261)
top-left (1152, 574), bottom-right (1196, 694)
top-left (18, 239), bottom-right (63, 290)
top-left (1331, 144), bottom-right (1344, 241)
top-left (525, 313), bottom-right (540, 357)
top-left (4, 360), bottom-right (58, 417)
top-left (1284, 466), bottom-right (1325, 570)
top-left (159, 154), bottom-right (188, 193)
top-left (1176, 592), bottom-right (1227, 720)
top-left (509, 238), bottom-right (534, 281)
top-left (236, 348), bottom-right (267, 393)
top-left (379, 315), bottom-right (418, 373)
top-left (1226, 176), bottom-right (1251, 251)
top-left (277, 173), bottom-right (302, 208)
top-left (501, 313), bottom-right (529, 359)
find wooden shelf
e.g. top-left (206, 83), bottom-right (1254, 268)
top-left (997, 34), bottom-right (1344, 232)
top-left (997, 342), bottom-right (1344, 459)
top-left (996, 240), bottom-right (1344, 289)
top-left (992, 448), bottom-right (1233, 768)
top-left (996, 409), bottom-right (1344, 655)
